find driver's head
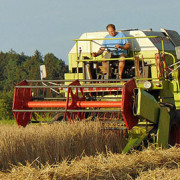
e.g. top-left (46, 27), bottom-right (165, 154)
top-left (106, 24), bottom-right (117, 37)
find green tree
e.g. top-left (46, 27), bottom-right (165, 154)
top-left (0, 52), bottom-right (7, 90)
top-left (22, 50), bottom-right (43, 80)
top-left (3, 50), bottom-right (28, 91)
top-left (44, 53), bottom-right (68, 80)
top-left (0, 91), bottom-right (14, 120)
top-left (0, 49), bottom-right (68, 120)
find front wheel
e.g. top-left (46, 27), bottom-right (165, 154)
top-left (169, 110), bottom-right (180, 146)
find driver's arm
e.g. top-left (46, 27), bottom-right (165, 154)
top-left (115, 42), bottom-right (131, 50)
top-left (92, 47), bottom-right (105, 57)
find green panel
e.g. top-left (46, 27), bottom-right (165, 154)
top-left (122, 133), bottom-right (147, 153)
top-left (64, 73), bottom-right (84, 82)
top-left (151, 65), bottom-right (158, 79)
top-left (159, 81), bottom-right (175, 105)
top-left (169, 80), bottom-right (180, 109)
top-left (122, 138), bottom-right (139, 154)
top-left (68, 53), bottom-right (84, 74)
top-left (134, 50), bottom-right (158, 59)
top-left (136, 80), bottom-right (163, 90)
top-left (157, 107), bottom-right (170, 148)
top-left (134, 88), bottom-right (160, 124)
top-left (174, 93), bottom-right (180, 109)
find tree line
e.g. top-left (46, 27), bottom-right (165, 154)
top-left (0, 49), bottom-right (68, 120)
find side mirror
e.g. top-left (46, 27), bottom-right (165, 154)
top-left (40, 65), bottom-right (47, 80)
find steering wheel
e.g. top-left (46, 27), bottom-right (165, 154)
top-left (100, 46), bottom-right (118, 52)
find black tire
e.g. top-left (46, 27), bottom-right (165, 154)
top-left (169, 110), bottom-right (180, 146)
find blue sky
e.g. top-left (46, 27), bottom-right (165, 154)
top-left (0, 0), bottom-right (179, 64)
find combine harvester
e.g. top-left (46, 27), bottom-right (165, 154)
top-left (13, 28), bottom-right (180, 153)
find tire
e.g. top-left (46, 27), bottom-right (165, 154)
top-left (169, 110), bottom-right (180, 146)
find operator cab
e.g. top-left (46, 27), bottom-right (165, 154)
top-left (83, 51), bottom-right (136, 80)
top-left (65, 29), bottom-right (178, 82)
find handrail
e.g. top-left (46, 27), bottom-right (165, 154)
top-left (73, 35), bottom-right (165, 53)
top-left (164, 52), bottom-right (179, 78)
top-left (164, 52), bottom-right (176, 65)
top-left (77, 57), bottom-right (135, 62)
top-left (73, 36), bottom-right (162, 41)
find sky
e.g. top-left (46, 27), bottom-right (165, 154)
top-left (0, 0), bottom-right (180, 64)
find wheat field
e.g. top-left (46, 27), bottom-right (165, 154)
top-left (0, 121), bottom-right (127, 170)
top-left (0, 121), bottom-right (179, 179)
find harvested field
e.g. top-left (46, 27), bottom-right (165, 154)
top-left (0, 122), bottom-right (179, 179)
top-left (0, 147), bottom-right (179, 179)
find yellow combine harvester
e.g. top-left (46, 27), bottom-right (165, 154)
top-left (13, 28), bottom-right (180, 153)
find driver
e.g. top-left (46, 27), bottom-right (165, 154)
top-left (92, 24), bottom-right (130, 79)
